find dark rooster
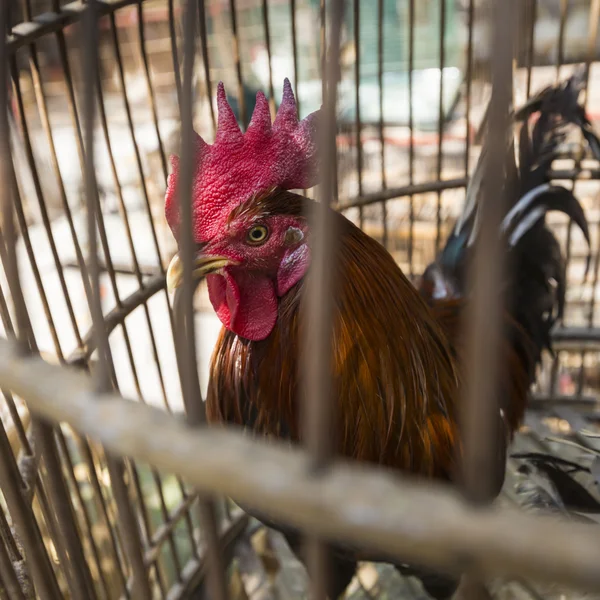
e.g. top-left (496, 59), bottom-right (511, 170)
top-left (165, 76), bottom-right (597, 599)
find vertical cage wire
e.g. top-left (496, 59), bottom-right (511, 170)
top-left (407, 0), bottom-right (415, 278)
top-left (177, 1), bottom-right (228, 598)
top-left (261, 0), bottom-right (276, 119)
top-left (302, 0), bottom-right (344, 598)
top-left (435, 0), bottom-right (446, 254)
top-left (377, 0), bottom-right (387, 248)
top-left (461, 0), bottom-right (514, 503)
top-left (353, 0), bottom-right (363, 230)
top-left (1, 1), bottom-right (600, 599)
top-left (229, 0), bottom-right (246, 129)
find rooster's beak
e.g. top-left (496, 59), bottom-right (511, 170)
top-left (166, 253), bottom-right (235, 291)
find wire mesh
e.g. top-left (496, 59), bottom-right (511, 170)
top-left (0, 1), bottom-right (600, 599)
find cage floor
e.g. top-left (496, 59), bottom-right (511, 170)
top-left (195, 406), bottom-right (600, 600)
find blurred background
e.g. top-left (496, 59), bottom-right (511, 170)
top-left (3, 0), bottom-right (600, 598)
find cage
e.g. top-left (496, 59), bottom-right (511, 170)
top-left (1, 0), bottom-right (600, 599)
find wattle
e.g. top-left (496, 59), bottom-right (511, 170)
top-left (207, 269), bottom-right (278, 341)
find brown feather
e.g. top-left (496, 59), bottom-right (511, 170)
top-left (207, 191), bottom-right (462, 480)
top-left (429, 297), bottom-right (534, 435)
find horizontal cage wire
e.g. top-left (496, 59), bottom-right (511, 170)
top-left (1, 0), bottom-right (600, 599)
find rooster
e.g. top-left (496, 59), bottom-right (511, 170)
top-left (165, 76), bottom-right (597, 599)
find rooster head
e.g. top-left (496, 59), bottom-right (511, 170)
top-left (165, 79), bottom-right (320, 341)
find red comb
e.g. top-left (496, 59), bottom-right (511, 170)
top-left (165, 78), bottom-right (320, 242)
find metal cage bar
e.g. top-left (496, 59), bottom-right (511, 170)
top-left (301, 1), bottom-right (344, 597)
top-left (1, 0), bottom-right (600, 599)
top-left (178, 2), bottom-right (228, 599)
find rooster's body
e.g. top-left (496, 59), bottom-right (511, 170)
top-left (209, 191), bottom-right (460, 479)
top-left (165, 74), bottom-right (597, 598)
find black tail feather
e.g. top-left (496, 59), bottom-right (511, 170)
top-left (423, 72), bottom-right (596, 373)
top-left (501, 185), bottom-right (590, 258)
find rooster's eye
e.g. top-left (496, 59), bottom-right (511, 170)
top-left (246, 225), bottom-right (269, 245)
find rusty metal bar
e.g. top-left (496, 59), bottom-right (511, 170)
top-left (6, 341), bottom-right (600, 592)
top-left (377, 0), bottom-right (387, 248)
top-left (573, 0), bottom-right (599, 398)
top-left (168, 0), bottom-right (182, 109)
top-left (338, 177), bottom-right (467, 210)
top-left (353, 0), bottom-right (363, 229)
top-left (179, 1), bottom-right (227, 598)
top-left (49, 6), bottom-right (83, 168)
top-left (407, 0), bottom-right (415, 277)
top-left (261, 0), bottom-right (276, 119)
top-left (229, 0), bottom-right (246, 128)
top-left (558, 177), bottom-right (577, 405)
top-left (525, 0), bottom-right (536, 98)
top-left (304, 0), bottom-right (344, 487)
top-left (548, 167), bottom-right (600, 179)
top-left (587, 224), bottom-right (600, 330)
top-left (555, 0), bottom-right (568, 81)
top-left (552, 327), bottom-right (600, 345)
top-left (464, 0), bottom-right (474, 175)
top-left (319, 0), bottom-right (326, 81)
top-left (136, 0), bottom-right (169, 180)
top-left (62, 260), bottom-right (159, 278)
top-left (302, 1), bottom-right (344, 598)
top-left (1, 48), bottom-right (28, 348)
top-left (582, 0), bottom-right (600, 108)
top-left (81, 2), bottom-right (151, 597)
top-left (107, 459), bottom-right (153, 599)
top-left (290, 0), bottom-right (299, 116)
top-left (83, 7), bottom-right (112, 393)
top-left (528, 394), bottom-right (598, 408)
top-left (460, 0), bottom-right (514, 505)
top-left (377, 0), bottom-right (385, 193)
top-left (178, 0), bottom-right (203, 437)
top-left (197, 0), bottom-right (216, 134)
top-left (435, 0), bottom-right (446, 254)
